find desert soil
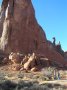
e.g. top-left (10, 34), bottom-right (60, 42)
top-left (0, 65), bottom-right (67, 90)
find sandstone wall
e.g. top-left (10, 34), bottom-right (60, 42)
top-left (0, 0), bottom-right (66, 66)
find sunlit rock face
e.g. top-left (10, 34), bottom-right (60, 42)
top-left (0, 0), bottom-right (47, 53)
top-left (10, 0), bottom-right (47, 53)
top-left (0, 0), bottom-right (66, 66)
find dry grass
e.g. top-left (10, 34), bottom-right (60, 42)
top-left (0, 80), bottom-right (67, 90)
top-left (0, 65), bottom-right (67, 90)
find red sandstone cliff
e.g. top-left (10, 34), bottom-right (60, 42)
top-left (0, 0), bottom-right (67, 67)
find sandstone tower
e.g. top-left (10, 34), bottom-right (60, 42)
top-left (0, 0), bottom-right (66, 66)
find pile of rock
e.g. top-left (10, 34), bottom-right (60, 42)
top-left (9, 52), bottom-right (24, 64)
top-left (8, 52), bottom-right (64, 72)
top-left (8, 52), bottom-right (39, 71)
top-left (0, 51), bottom-right (66, 71)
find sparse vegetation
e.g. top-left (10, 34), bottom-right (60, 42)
top-left (0, 66), bottom-right (67, 90)
top-left (0, 80), bottom-right (67, 90)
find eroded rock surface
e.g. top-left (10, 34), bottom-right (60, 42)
top-left (0, 0), bottom-right (67, 68)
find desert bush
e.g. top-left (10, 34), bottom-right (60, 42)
top-left (16, 81), bottom-right (33, 90)
top-left (0, 80), bottom-right (17, 90)
top-left (0, 80), bottom-right (67, 90)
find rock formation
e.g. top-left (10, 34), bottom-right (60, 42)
top-left (0, 0), bottom-right (47, 53)
top-left (0, 0), bottom-right (67, 68)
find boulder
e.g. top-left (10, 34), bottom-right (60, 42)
top-left (22, 55), bottom-right (30, 65)
top-left (24, 53), bottom-right (36, 70)
top-left (9, 52), bottom-right (22, 64)
top-left (31, 67), bottom-right (39, 72)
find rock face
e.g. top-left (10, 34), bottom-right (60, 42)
top-left (0, 0), bottom-right (67, 67)
top-left (0, 0), bottom-right (47, 54)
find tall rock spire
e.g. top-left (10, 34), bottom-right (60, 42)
top-left (0, 0), bottom-right (47, 53)
top-left (0, 0), bottom-right (66, 66)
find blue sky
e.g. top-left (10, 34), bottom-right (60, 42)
top-left (0, 0), bottom-right (67, 51)
top-left (32, 0), bottom-right (67, 51)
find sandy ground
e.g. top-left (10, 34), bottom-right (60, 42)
top-left (0, 65), bottom-right (67, 87)
top-left (39, 80), bottom-right (67, 86)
